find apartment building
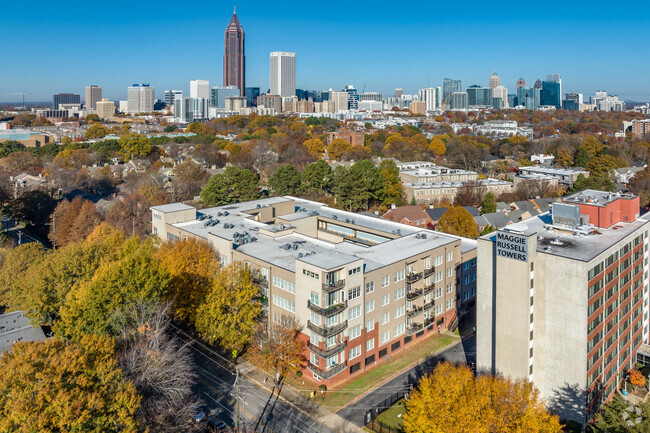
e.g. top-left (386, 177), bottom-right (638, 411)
top-left (477, 190), bottom-right (650, 424)
top-left (152, 197), bottom-right (477, 386)
top-left (324, 129), bottom-right (365, 146)
top-left (404, 178), bottom-right (513, 205)
top-left (518, 166), bottom-right (590, 186)
top-left (399, 166), bottom-right (478, 184)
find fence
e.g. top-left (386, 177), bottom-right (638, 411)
top-left (364, 389), bottom-right (409, 433)
top-left (366, 419), bottom-right (402, 433)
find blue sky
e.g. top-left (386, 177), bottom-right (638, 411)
top-left (2, 0), bottom-right (649, 103)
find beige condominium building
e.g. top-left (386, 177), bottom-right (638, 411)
top-left (477, 190), bottom-right (650, 425)
top-left (152, 197), bottom-right (477, 386)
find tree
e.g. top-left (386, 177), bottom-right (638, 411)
top-left (379, 159), bottom-right (404, 206)
top-left (0, 335), bottom-right (140, 432)
top-left (570, 174), bottom-right (616, 193)
top-left (49, 197), bottom-right (101, 247)
top-left (327, 138), bottom-right (351, 160)
top-left (429, 137), bottom-right (446, 155)
top-left (172, 160), bottom-right (209, 201)
top-left (629, 167), bottom-right (650, 207)
top-left (200, 166), bottom-right (262, 206)
top-left (587, 155), bottom-right (626, 178)
top-left (481, 192), bottom-right (496, 214)
top-left (403, 362), bottom-right (561, 433)
top-left (333, 160), bottom-right (385, 211)
top-left (0, 151), bottom-right (41, 175)
top-left (0, 140), bottom-right (26, 158)
top-left (301, 159), bottom-right (332, 193)
top-left (454, 181), bottom-right (486, 206)
top-left (303, 138), bottom-right (325, 155)
top-left (118, 133), bottom-right (153, 161)
top-left (592, 395), bottom-right (650, 433)
top-left (85, 123), bottom-right (110, 139)
top-left (194, 262), bottom-right (262, 351)
top-left (112, 302), bottom-right (201, 433)
top-left (437, 206), bottom-right (479, 239)
top-left (480, 225), bottom-right (496, 236)
top-left (629, 369), bottom-right (646, 390)
top-left (269, 164), bottom-right (302, 196)
top-left (0, 242), bottom-right (46, 309)
top-left (248, 315), bottom-right (306, 380)
top-left (556, 147), bottom-right (574, 166)
top-left (510, 134), bottom-right (528, 144)
top-left (9, 190), bottom-right (57, 236)
top-left (155, 238), bottom-right (220, 323)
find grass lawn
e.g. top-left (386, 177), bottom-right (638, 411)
top-left (282, 332), bottom-right (459, 411)
top-left (376, 399), bottom-right (406, 431)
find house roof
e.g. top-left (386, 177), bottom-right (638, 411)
top-left (382, 206), bottom-right (429, 223)
top-left (476, 212), bottom-right (510, 229)
top-left (425, 207), bottom-right (448, 221)
top-left (463, 206), bottom-right (480, 217)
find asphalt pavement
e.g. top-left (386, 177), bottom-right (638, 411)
top-left (336, 334), bottom-right (476, 427)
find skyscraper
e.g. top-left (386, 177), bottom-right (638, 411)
top-left (85, 85), bottom-right (102, 110)
top-left (442, 79), bottom-right (462, 107)
top-left (516, 78), bottom-right (527, 92)
top-left (223, 7), bottom-right (245, 96)
top-left (53, 93), bottom-right (80, 108)
top-left (127, 84), bottom-right (154, 114)
top-left (164, 90), bottom-right (183, 106)
top-left (270, 52), bottom-right (296, 98)
top-left (489, 71), bottom-right (500, 89)
top-left (533, 78), bottom-right (543, 90)
top-left (467, 85), bottom-right (492, 107)
top-left (343, 85), bottom-right (358, 110)
top-left (541, 81), bottom-right (561, 108)
top-left (546, 74), bottom-right (562, 104)
top-left (418, 88), bottom-right (440, 112)
top-left (190, 80), bottom-right (210, 99)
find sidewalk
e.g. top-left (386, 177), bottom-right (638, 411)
top-left (239, 361), bottom-right (364, 433)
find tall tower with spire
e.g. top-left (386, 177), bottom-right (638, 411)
top-left (223, 7), bottom-right (245, 96)
top-left (489, 71), bottom-right (501, 89)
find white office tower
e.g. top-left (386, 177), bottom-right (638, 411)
top-left (164, 90), bottom-right (183, 106)
top-left (127, 84), bottom-right (154, 114)
top-left (174, 97), bottom-right (193, 123)
top-left (329, 90), bottom-right (349, 112)
top-left (492, 85), bottom-right (509, 108)
top-left (270, 52), bottom-right (296, 97)
top-left (547, 74), bottom-right (562, 100)
top-left (190, 80), bottom-right (210, 99)
top-left (418, 87), bottom-right (440, 112)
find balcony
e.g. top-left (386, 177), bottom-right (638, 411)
top-left (322, 279), bottom-right (345, 293)
top-left (407, 272), bottom-right (423, 284)
top-left (407, 305), bottom-right (424, 318)
top-left (253, 276), bottom-right (268, 288)
top-left (307, 341), bottom-right (346, 359)
top-left (423, 299), bottom-right (435, 310)
top-left (423, 284), bottom-right (435, 295)
top-left (407, 289), bottom-right (423, 300)
top-left (407, 323), bottom-right (423, 335)
top-left (307, 320), bottom-right (348, 338)
top-left (308, 360), bottom-right (348, 380)
top-left (423, 317), bottom-right (436, 328)
top-left (423, 267), bottom-right (435, 278)
top-left (307, 300), bottom-right (348, 317)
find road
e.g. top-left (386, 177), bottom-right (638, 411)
top-left (174, 326), bottom-right (336, 433)
top-left (336, 334), bottom-right (476, 427)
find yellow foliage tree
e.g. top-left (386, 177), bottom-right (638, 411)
top-left (303, 138), bottom-right (325, 155)
top-left (327, 138), bottom-right (351, 160)
top-left (509, 134), bottom-right (528, 144)
top-left (429, 138), bottom-right (446, 155)
top-left (556, 148), bottom-right (574, 167)
top-left (403, 362), bottom-right (562, 433)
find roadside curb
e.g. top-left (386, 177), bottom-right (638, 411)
top-left (336, 334), bottom-right (466, 412)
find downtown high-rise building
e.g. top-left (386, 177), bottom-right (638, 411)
top-left (52, 93), bottom-right (80, 108)
top-left (223, 7), bottom-right (245, 96)
top-left (164, 90), bottom-right (183, 106)
top-left (442, 79), bottom-right (462, 107)
top-left (190, 80), bottom-right (210, 99)
top-left (418, 87), bottom-right (442, 112)
top-left (516, 78), bottom-right (527, 92)
top-left (270, 52), bottom-right (296, 98)
top-left (85, 85), bottom-right (102, 110)
top-left (127, 84), bottom-right (154, 114)
top-left (489, 71), bottom-right (501, 89)
top-left (547, 74), bottom-right (562, 102)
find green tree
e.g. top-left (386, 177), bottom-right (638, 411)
top-left (481, 192), bottom-right (496, 214)
top-left (379, 159), bottom-right (405, 206)
top-left (570, 174), bottom-right (617, 193)
top-left (592, 395), bottom-right (650, 433)
top-left (587, 155), bottom-right (627, 178)
top-left (437, 206), bottom-right (479, 239)
top-left (9, 190), bottom-right (57, 236)
top-left (118, 133), bottom-right (153, 160)
top-left (200, 166), bottom-right (262, 206)
top-left (269, 164), bottom-right (302, 196)
top-left (0, 140), bottom-right (26, 158)
top-left (85, 123), bottom-right (110, 139)
top-left (332, 160), bottom-right (385, 211)
top-left (301, 159), bottom-right (332, 193)
top-left (0, 335), bottom-right (140, 432)
top-left (194, 262), bottom-right (262, 351)
top-left (480, 225), bottom-right (497, 236)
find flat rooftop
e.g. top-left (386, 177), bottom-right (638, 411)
top-left (563, 190), bottom-right (637, 207)
top-left (518, 166), bottom-right (589, 175)
top-left (401, 167), bottom-right (477, 177)
top-left (404, 178), bottom-right (510, 189)
top-left (482, 211), bottom-right (650, 262)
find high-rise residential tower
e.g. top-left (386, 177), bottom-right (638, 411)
top-left (85, 85), bottom-right (102, 110)
top-left (516, 78), bottom-right (527, 91)
top-left (489, 71), bottom-right (500, 89)
top-left (127, 84), bottom-right (154, 114)
top-left (52, 93), bottom-right (80, 108)
top-left (190, 80), bottom-right (210, 99)
top-left (442, 79), bottom-right (462, 107)
top-left (223, 7), bottom-right (245, 96)
top-left (270, 52), bottom-right (296, 98)
top-left (547, 74), bottom-right (562, 104)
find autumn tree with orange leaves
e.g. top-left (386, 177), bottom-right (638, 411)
top-left (403, 362), bottom-right (562, 433)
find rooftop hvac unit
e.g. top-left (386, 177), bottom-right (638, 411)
top-left (298, 253), bottom-right (304, 258)
top-left (292, 244), bottom-right (299, 250)
top-left (223, 211), bottom-right (229, 216)
top-left (421, 233), bottom-right (427, 239)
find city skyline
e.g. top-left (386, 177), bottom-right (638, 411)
top-left (2, 0), bottom-right (650, 102)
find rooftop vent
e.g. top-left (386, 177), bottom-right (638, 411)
top-left (421, 233), bottom-right (427, 239)
top-left (298, 252), bottom-right (304, 258)
top-left (415, 234), bottom-right (421, 239)
top-left (217, 212), bottom-right (222, 216)
top-left (332, 215), bottom-right (338, 220)
top-left (256, 204), bottom-right (261, 208)
top-left (223, 211), bottom-right (229, 216)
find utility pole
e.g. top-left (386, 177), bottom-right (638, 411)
top-left (235, 367), bottom-right (240, 432)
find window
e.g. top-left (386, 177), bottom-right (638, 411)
top-left (349, 345), bottom-right (361, 360)
top-left (310, 331), bottom-right (319, 345)
top-left (349, 325), bottom-right (361, 340)
top-left (382, 276), bottom-right (390, 287)
top-left (447, 299), bottom-right (454, 310)
top-left (394, 305), bottom-right (405, 319)
top-left (326, 336), bottom-right (337, 347)
top-left (365, 281), bottom-right (375, 294)
top-left (464, 275), bottom-right (470, 285)
top-left (367, 339), bottom-right (375, 351)
top-left (434, 304), bottom-right (442, 315)
top-left (434, 255), bottom-right (443, 266)
top-left (588, 262), bottom-right (604, 280)
top-left (382, 312), bottom-right (390, 325)
top-left (446, 267), bottom-right (453, 278)
top-left (463, 262), bottom-right (470, 270)
top-left (394, 270), bottom-right (405, 282)
top-left (381, 294), bottom-right (390, 306)
top-left (348, 305), bottom-right (361, 321)
top-left (434, 272), bottom-right (443, 283)
top-left (348, 286), bottom-right (361, 300)
top-left (425, 257), bottom-right (431, 269)
top-left (394, 287), bottom-right (405, 301)
top-left (167, 233), bottom-right (179, 241)
top-left (366, 300), bottom-right (375, 313)
top-left (446, 283), bottom-right (453, 294)
top-left (310, 292), bottom-right (320, 306)
top-left (310, 312), bottom-right (320, 326)
top-left (434, 288), bottom-right (443, 299)
top-left (272, 294), bottom-right (295, 313)
top-left (348, 266), bottom-right (361, 276)
top-left (273, 276), bottom-right (296, 294)
top-left (310, 352), bottom-right (319, 366)
top-left (381, 331), bottom-right (390, 344)
top-left (221, 255), bottom-right (228, 266)
top-left (366, 319), bottom-right (375, 330)
top-left (303, 269), bottom-right (319, 279)
top-left (394, 323), bottom-right (405, 337)
top-left (326, 314), bottom-right (339, 327)
top-left (446, 251), bottom-right (453, 262)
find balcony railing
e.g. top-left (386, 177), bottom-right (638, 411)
top-left (253, 276), bottom-right (268, 288)
top-left (307, 341), bottom-right (347, 359)
top-left (423, 299), bottom-right (435, 310)
top-left (307, 320), bottom-right (348, 337)
top-left (322, 279), bottom-right (345, 293)
top-left (307, 300), bottom-right (348, 317)
top-left (407, 272), bottom-right (423, 283)
top-left (308, 360), bottom-right (348, 379)
top-left (423, 267), bottom-right (435, 277)
top-left (407, 289), bottom-right (423, 300)
top-left (407, 323), bottom-right (423, 335)
top-left (407, 306), bottom-right (424, 318)
top-left (423, 284), bottom-right (435, 295)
